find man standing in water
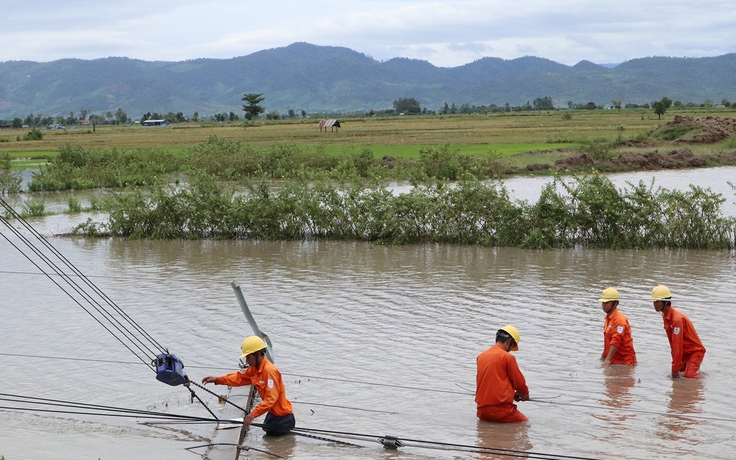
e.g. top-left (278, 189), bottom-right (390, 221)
top-left (202, 336), bottom-right (295, 435)
top-left (651, 285), bottom-right (706, 379)
top-left (599, 287), bottom-right (637, 366)
top-left (476, 325), bottom-right (530, 423)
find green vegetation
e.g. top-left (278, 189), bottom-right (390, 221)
top-left (67, 195), bottom-right (82, 213)
top-left (242, 93), bottom-right (266, 124)
top-left (73, 173), bottom-right (736, 249)
top-left (22, 128), bottom-right (43, 141)
top-left (28, 144), bottom-right (180, 191)
top-left (26, 139), bottom-right (519, 191)
top-left (0, 152), bottom-right (22, 194)
top-left (651, 124), bottom-right (696, 141)
top-left (21, 197), bottom-right (49, 217)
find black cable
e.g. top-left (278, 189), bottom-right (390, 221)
top-left (0, 197), bottom-right (166, 356)
top-left (0, 392), bottom-right (213, 422)
top-left (0, 202), bottom-right (166, 358)
top-left (0, 223), bottom-right (156, 369)
top-left (0, 391), bottom-right (610, 459)
top-left (290, 425), bottom-right (605, 460)
top-left (0, 197), bottom-right (168, 367)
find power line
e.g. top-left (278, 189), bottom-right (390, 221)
top-left (0, 197), bottom-right (169, 370)
top-left (3, 351), bottom-right (733, 424)
top-left (1, 391), bottom-right (600, 460)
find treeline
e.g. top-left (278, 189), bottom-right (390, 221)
top-left (70, 173), bottom-right (736, 250)
top-left (0, 108), bottom-right (129, 128)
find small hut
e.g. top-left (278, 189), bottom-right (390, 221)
top-left (319, 119), bottom-right (341, 133)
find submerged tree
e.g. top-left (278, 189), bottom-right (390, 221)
top-left (242, 93), bottom-right (266, 125)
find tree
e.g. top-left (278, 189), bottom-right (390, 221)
top-left (586, 102), bottom-right (597, 110)
top-left (611, 98), bottom-right (623, 110)
top-left (652, 97), bottom-right (672, 119)
top-left (533, 96), bottom-right (554, 110)
top-left (115, 108), bottom-right (128, 124)
top-left (242, 93), bottom-right (265, 125)
top-left (192, 111), bottom-right (199, 122)
top-left (393, 97), bottom-right (422, 115)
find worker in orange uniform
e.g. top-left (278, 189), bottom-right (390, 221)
top-left (599, 287), bottom-right (637, 366)
top-left (202, 336), bottom-right (295, 435)
top-left (651, 285), bottom-right (706, 379)
top-left (476, 325), bottom-right (530, 423)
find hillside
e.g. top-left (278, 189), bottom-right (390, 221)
top-left (2, 42), bottom-right (736, 119)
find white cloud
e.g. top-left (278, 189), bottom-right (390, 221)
top-left (1, 0), bottom-right (735, 66)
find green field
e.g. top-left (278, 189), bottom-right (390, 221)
top-left (1, 107), bottom-right (734, 172)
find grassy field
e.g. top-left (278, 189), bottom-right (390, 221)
top-left (1, 107), bottom-right (734, 171)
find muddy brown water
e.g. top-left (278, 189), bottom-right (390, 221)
top-left (1, 168), bottom-right (736, 459)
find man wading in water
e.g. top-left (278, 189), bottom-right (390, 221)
top-left (476, 325), bottom-right (530, 423)
top-left (599, 287), bottom-right (637, 366)
top-left (202, 336), bottom-right (296, 435)
top-left (651, 285), bottom-right (706, 379)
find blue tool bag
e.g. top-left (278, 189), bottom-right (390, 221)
top-left (154, 353), bottom-right (188, 386)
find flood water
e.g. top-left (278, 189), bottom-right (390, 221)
top-left (1, 168), bottom-right (736, 459)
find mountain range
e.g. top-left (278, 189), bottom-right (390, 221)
top-left (2, 42), bottom-right (736, 119)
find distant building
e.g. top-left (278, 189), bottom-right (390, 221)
top-left (81, 119), bottom-right (91, 126)
top-left (142, 119), bottom-right (169, 127)
top-left (319, 119), bottom-right (341, 132)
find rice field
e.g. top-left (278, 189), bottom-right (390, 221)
top-left (2, 107), bottom-right (732, 168)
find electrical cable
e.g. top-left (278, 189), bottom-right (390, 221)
top-left (3, 351), bottom-right (734, 423)
top-left (0, 392), bottom-right (658, 459)
top-left (0, 196), bottom-right (169, 369)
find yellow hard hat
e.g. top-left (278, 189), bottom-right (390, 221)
top-left (651, 285), bottom-right (672, 301)
top-left (240, 336), bottom-right (267, 358)
top-left (598, 287), bottom-right (620, 303)
top-left (499, 325), bottom-right (520, 351)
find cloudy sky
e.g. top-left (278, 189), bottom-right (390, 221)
top-left (3, 0), bottom-right (735, 67)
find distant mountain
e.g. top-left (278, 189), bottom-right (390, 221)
top-left (1, 42), bottom-right (736, 119)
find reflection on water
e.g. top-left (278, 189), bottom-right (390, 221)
top-left (476, 420), bottom-right (532, 459)
top-left (657, 378), bottom-right (705, 442)
top-left (594, 366), bottom-right (638, 429)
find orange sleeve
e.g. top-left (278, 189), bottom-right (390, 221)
top-left (507, 355), bottom-right (529, 397)
top-left (215, 370), bottom-right (253, 387)
top-left (609, 314), bottom-right (625, 349)
top-left (669, 317), bottom-right (684, 373)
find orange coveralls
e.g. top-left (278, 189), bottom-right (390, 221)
top-left (214, 357), bottom-right (293, 418)
top-left (603, 309), bottom-right (637, 365)
top-left (476, 343), bottom-right (529, 423)
top-left (662, 307), bottom-right (706, 378)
